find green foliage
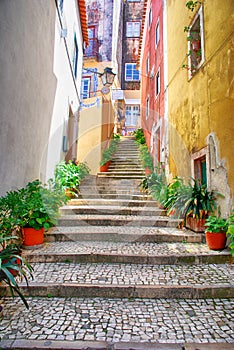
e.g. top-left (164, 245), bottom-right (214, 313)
top-left (186, 1), bottom-right (200, 11)
top-left (148, 166), bottom-right (168, 206)
top-left (55, 161), bottom-right (90, 194)
top-left (100, 139), bottom-right (120, 166)
top-left (139, 144), bottom-right (154, 172)
top-left (205, 216), bottom-right (228, 233)
top-left (134, 128), bottom-right (146, 145)
top-left (170, 178), bottom-right (220, 220)
top-left (113, 133), bottom-right (121, 140)
top-left (0, 180), bottom-right (67, 232)
top-left (0, 236), bottom-right (33, 309)
top-left (164, 177), bottom-right (185, 215)
top-left (227, 210), bottom-right (234, 256)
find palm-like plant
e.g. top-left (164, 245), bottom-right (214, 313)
top-left (0, 236), bottom-right (33, 309)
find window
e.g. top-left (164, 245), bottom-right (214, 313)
top-left (146, 56), bottom-right (150, 75)
top-left (58, 0), bottom-right (64, 15)
top-left (155, 69), bottom-right (160, 96)
top-left (125, 105), bottom-right (139, 126)
top-left (149, 7), bottom-right (152, 27)
top-left (72, 34), bottom-right (78, 78)
top-left (125, 63), bottom-right (140, 81)
top-left (191, 147), bottom-right (209, 187)
top-left (81, 78), bottom-right (90, 99)
top-left (155, 21), bottom-right (160, 46)
top-left (126, 22), bottom-right (140, 37)
top-left (146, 97), bottom-right (150, 119)
top-left (194, 156), bottom-right (207, 185)
top-left (187, 6), bottom-right (205, 78)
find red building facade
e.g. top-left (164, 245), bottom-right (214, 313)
top-left (139, 0), bottom-right (165, 165)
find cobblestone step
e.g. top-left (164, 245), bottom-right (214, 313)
top-left (23, 242), bottom-right (233, 265)
top-left (57, 214), bottom-right (179, 228)
top-left (68, 198), bottom-right (158, 207)
top-left (0, 297), bottom-right (233, 346)
top-left (59, 205), bottom-right (167, 217)
top-left (0, 262), bottom-right (233, 299)
top-left (77, 193), bottom-right (152, 200)
top-left (46, 226), bottom-right (204, 243)
top-left (96, 174), bottom-right (145, 179)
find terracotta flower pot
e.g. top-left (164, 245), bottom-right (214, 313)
top-left (186, 216), bottom-right (206, 233)
top-left (145, 168), bottom-right (152, 176)
top-left (100, 161), bottom-right (111, 172)
top-left (205, 231), bottom-right (227, 250)
top-left (22, 227), bottom-right (44, 247)
top-left (2, 256), bottom-right (21, 277)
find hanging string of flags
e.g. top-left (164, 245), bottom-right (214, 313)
top-left (80, 97), bottom-right (100, 110)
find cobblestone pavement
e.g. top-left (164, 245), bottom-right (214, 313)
top-left (0, 297), bottom-right (233, 343)
top-left (53, 226), bottom-right (195, 236)
top-left (23, 241), bottom-right (228, 256)
top-left (22, 262), bottom-right (233, 286)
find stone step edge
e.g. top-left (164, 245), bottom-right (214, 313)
top-left (2, 340), bottom-right (232, 350)
top-left (1, 284), bottom-right (233, 299)
top-left (45, 231), bottom-right (204, 244)
top-left (23, 252), bottom-right (233, 265)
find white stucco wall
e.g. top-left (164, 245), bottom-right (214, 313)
top-left (45, 0), bottom-right (84, 181)
top-left (0, 0), bottom-right (85, 194)
top-left (0, 0), bottom-right (56, 195)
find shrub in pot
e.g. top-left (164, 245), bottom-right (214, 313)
top-left (169, 178), bottom-right (220, 232)
top-left (0, 234), bottom-right (33, 309)
top-left (17, 180), bottom-right (66, 247)
top-left (55, 161), bottom-right (90, 197)
top-left (226, 210), bottom-right (234, 256)
top-left (204, 215), bottom-right (228, 250)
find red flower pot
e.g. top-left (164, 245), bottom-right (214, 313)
top-left (100, 161), bottom-right (111, 172)
top-left (186, 216), bottom-right (206, 233)
top-left (205, 231), bottom-right (227, 250)
top-left (2, 257), bottom-right (21, 277)
top-left (22, 227), bottom-right (44, 247)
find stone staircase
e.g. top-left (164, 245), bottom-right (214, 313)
top-left (0, 136), bottom-right (233, 349)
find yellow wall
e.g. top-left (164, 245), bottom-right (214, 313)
top-left (77, 98), bottom-right (103, 174)
top-left (167, 0), bottom-right (234, 210)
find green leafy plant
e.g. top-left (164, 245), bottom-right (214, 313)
top-left (205, 216), bottom-right (228, 233)
top-left (139, 144), bottom-right (154, 172)
top-left (143, 164), bottom-right (168, 206)
top-left (55, 161), bottom-right (90, 195)
top-left (227, 210), bottom-right (234, 256)
top-left (186, 1), bottom-right (201, 12)
top-left (100, 139), bottom-right (120, 166)
top-left (16, 180), bottom-right (66, 231)
top-left (170, 178), bottom-right (220, 220)
top-left (134, 128), bottom-right (146, 144)
top-left (0, 236), bottom-right (33, 309)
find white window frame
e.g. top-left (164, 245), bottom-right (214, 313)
top-left (125, 63), bottom-right (140, 81)
top-left (126, 22), bottom-right (140, 37)
top-left (155, 20), bottom-right (160, 47)
top-left (81, 78), bottom-right (90, 99)
top-left (146, 56), bottom-right (150, 75)
top-left (155, 69), bottom-right (160, 97)
top-left (149, 7), bottom-right (152, 27)
top-left (146, 97), bottom-right (150, 119)
top-left (187, 6), bottom-right (205, 79)
top-left (125, 105), bottom-right (140, 126)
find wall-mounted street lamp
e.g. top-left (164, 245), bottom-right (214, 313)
top-left (83, 67), bottom-right (116, 87)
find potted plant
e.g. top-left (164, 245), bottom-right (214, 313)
top-left (55, 161), bottom-right (90, 197)
top-left (18, 180), bottom-right (66, 247)
top-left (170, 179), bottom-right (220, 232)
top-left (226, 210), bottom-right (234, 256)
top-left (99, 138), bottom-right (119, 172)
top-left (205, 215), bottom-right (228, 250)
top-left (0, 233), bottom-right (33, 309)
top-left (139, 144), bottom-right (154, 175)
